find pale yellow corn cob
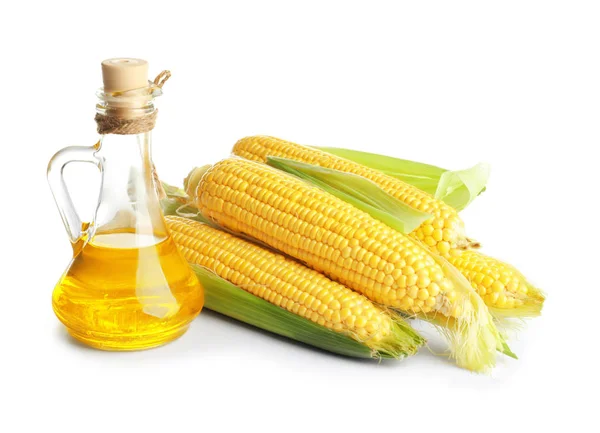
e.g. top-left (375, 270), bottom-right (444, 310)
top-left (187, 158), bottom-right (505, 372)
top-left (231, 135), bottom-right (544, 317)
top-left (166, 215), bottom-right (399, 346)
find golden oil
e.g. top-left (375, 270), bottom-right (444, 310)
top-left (53, 231), bottom-right (204, 350)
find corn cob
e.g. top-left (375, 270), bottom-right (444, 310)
top-left (187, 158), bottom-right (506, 372)
top-left (233, 136), bottom-right (466, 256)
top-left (447, 250), bottom-right (543, 316)
top-left (231, 135), bottom-right (544, 317)
top-left (165, 215), bottom-right (423, 356)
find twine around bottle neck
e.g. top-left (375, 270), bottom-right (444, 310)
top-left (95, 70), bottom-right (171, 135)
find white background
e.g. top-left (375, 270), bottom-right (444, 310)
top-left (1, 1), bottom-right (597, 431)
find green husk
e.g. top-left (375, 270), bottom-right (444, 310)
top-left (266, 157), bottom-right (431, 234)
top-left (161, 182), bottom-right (190, 201)
top-left (161, 193), bottom-right (213, 225)
top-left (161, 195), bottom-right (424, 360)
top-left (314, 147), bottom-right (490, 211)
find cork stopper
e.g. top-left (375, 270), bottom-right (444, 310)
top-left (101, 58), bottom-right (149, 93)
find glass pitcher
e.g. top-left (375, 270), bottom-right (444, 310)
top-left (47, 58), bottom-right (204, 350)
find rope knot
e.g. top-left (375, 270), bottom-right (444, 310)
top-left (95, 70), bottom-right (170, 135)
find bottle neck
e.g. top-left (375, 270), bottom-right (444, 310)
top-left (98, 130), bottom-right (153, 169)
top-left (97, 131), bottom-right (156, 201)
top-left (92, 129), bottom-right (167, 242)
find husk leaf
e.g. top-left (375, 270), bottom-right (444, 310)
top-left (314, 146), bottom-right (489, 211)
top-left (267, 156), bottom-right (431, 234)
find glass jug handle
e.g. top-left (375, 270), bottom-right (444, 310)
top-left (47, 143), bottom-right (104, 245)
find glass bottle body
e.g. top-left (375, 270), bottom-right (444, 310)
top-left (48, 126), bottom-right (203, 350)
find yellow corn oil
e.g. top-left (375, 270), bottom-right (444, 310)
top-left (48, 58), bottom-right (204, 350)
top-left (53, 232), bottom-right (203, 350)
